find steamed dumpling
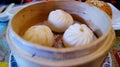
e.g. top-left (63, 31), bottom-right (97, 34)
top-left (47, 9), bottom-right (73, 33)
top-left (63, 23), bottom-right (94, 47)
top-left (23, 25), bottom-right (54, 47)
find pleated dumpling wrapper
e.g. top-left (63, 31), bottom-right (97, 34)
top-left (23, 25), bottom-right (54, 47)
top-left (63, 23), bottom-right (94, 47)
top-left (47, 9), bottom-right (73, 33)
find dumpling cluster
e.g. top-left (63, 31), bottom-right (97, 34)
top-left (23, 25), bottom-right (54, 47)
top-left (63, 23), bottom-right (94, 47)
top-left (23, 9), bottom-right (94, 47)
top-left (47, 9), bottom-right (73, 33)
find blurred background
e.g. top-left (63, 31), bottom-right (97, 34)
top-left (0, 0), bottom-right (119, 10)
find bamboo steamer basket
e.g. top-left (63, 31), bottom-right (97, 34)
top-left (6, 1), bottom-right (115, 67)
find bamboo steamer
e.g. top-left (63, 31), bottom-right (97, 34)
top-left (6, 1), bottom-right (115, 67)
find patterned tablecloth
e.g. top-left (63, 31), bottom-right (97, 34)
top-left (0, 21), bottom-right (10, 62)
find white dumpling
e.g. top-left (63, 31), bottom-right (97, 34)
top-left (23, 25), bottom-right (54, 47)
top-left (47, 9), bottom-right (73, 32)
top-left (63, 23), bottom-right (94, 47)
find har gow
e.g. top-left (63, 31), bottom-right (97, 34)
top-left (23, 25), bottom-right (54, 47)
top-left (47, 9), bottom-right (73, 33)
top-left (63, 23), bottom-right (94, 47)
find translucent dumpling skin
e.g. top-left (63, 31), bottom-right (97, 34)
top-left (47, 9), bottom-right (73, 33)
top-left (63, 23), bottom-right (94, 47)
top-left (23, 25), bottom-right (54, 47)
